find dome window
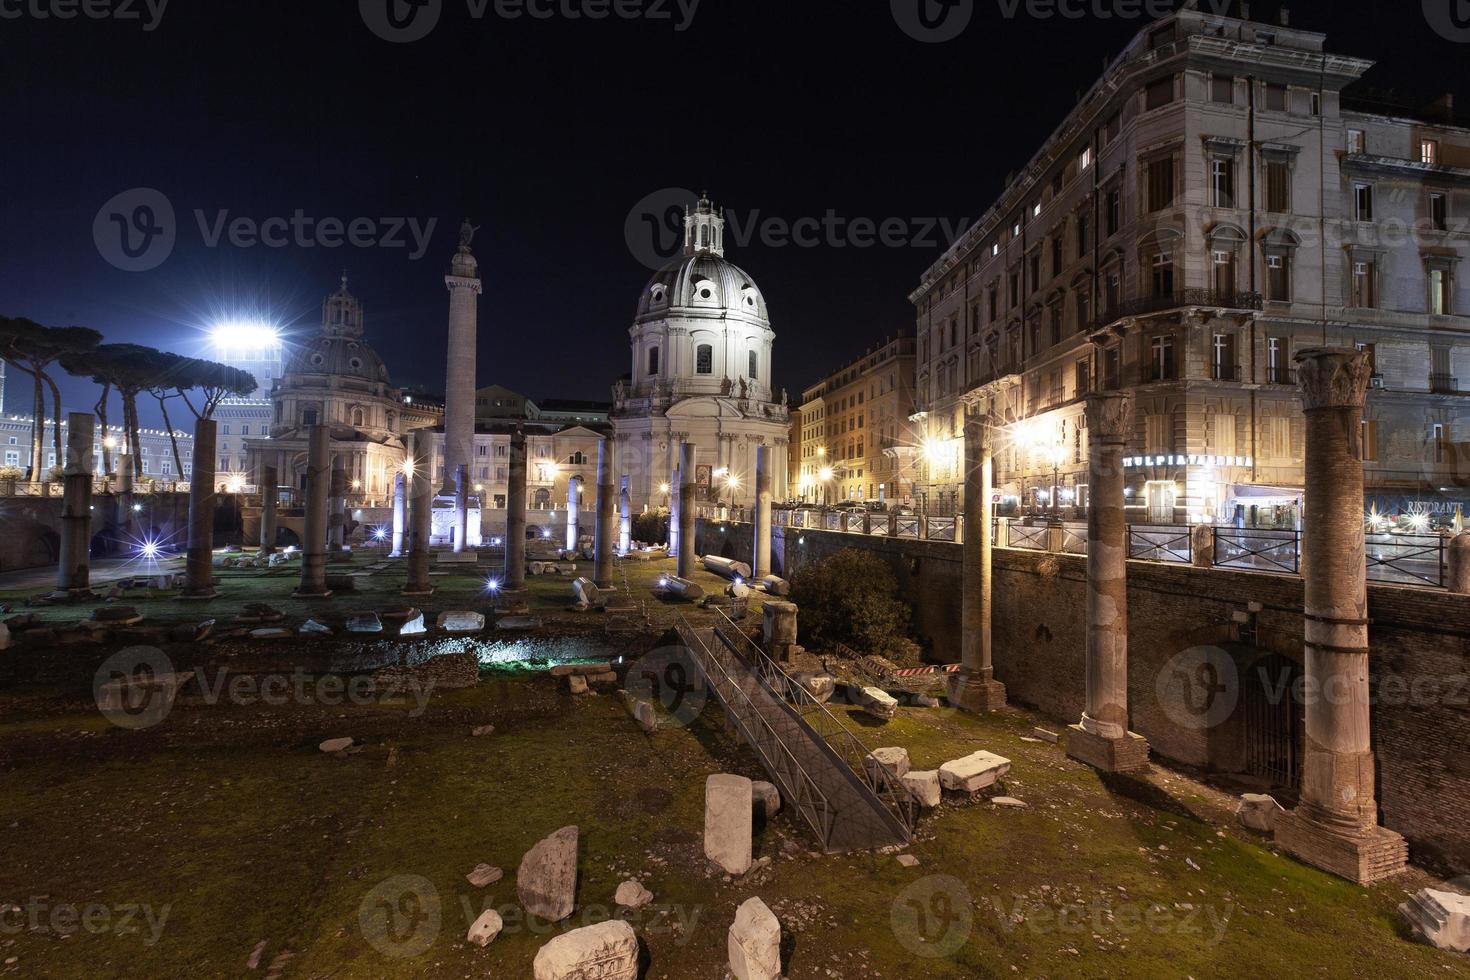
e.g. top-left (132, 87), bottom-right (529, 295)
top-left (748, 351), bottom-right (758, 380)
top-left (650, 285), bottom-right (666, 304)
top-left (349, 357), bottom-right (363, 370)
top-left (310, 353), bottom-right (325, 367)
top-left (647, 346), bottom-right (660, 375)
top-left (696, 344), bottom-right (713, 375)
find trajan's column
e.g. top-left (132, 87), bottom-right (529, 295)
top-left (443, 218), bottom-right (482, 551)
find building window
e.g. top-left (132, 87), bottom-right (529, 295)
top-left (1269, 417), bottom-right (1293, 459)
top-left (1351, 259), bottom-right (1377, 308)
top-left (1267, 337), bottom-right (1290, 384)
top-left (1210, 156), bottom-right (1235, 208)
top-left (1310, 91), bottom-right (1322, 116)
top-left (1421, 139), bottom-right (1440, 165)
top-left (4, 451), bottom-right (17, 466)
top-left (1266, 159), bottom-right (1291, 212)
top-left (1150, 251), bottom-right (1175, 297)
top-left (221, 424), bottom-right (230, 435)
top-left (1212, 333), bottom-right (1236, 381)
top-left (1079, 146), bottom-right (1092, 171)
top-left (1051, 236), bottom-right (1063, 275)
top-left (1145, 76), bottom-right (1176, 111)
top-left (748, 350), bottom-right (758, 380)
top-left (1266, 253), bottom-right (1291, 302)
top-left (241, 424), bottom-right (249, 436)
top-left (1075, 359), bottom-right (1091, 397)
top-left (648, 346), bottom-right (660, 375)
top-left (1432, 423), bottom-right (1446, 464)
top-left (695, 344), bottom-right (713, 375)
top-left (302, 409), bottom-right (318, 426)
top-left (1354, 183), bottom-right (1374, 222)
top-left (1076, 211), bottom-right (1090, 255)
top-left (1076, 290), bottom-right (1091, 332)
top-left (1213, 249), bottom-right (1237, 295)
top-left (1430, 268), bottom-right (1453, 316)
top-left (1147, 154), bottom-right (1177, 212)
top-left (1211, 75), bottom-right (1235, 104)
top-left (1103, 346), bottom-right (1121, 389)
top-left (1360, 420), bottom-right (1379, 462)
top-left (1104, 269), bottom-right (1121, 316)
top-left (1106, 188), bottom-right (1122, 235)
top-left (1149, 335), bottom-right (1175, 382)
top-left (1347, 129), bottom-right (1365, 154)
top-left (1430, 193), bottom-right (1448, 232)
top-left (1264, 82), bottom-right (1288, 112)
top-left (352, 408), bottom-right (365, 427)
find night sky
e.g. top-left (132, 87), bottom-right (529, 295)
top-left (6, 0), bottom-right (1466, 425)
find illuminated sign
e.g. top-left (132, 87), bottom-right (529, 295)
top-left (1123, 454), bottom-right (1253, 468)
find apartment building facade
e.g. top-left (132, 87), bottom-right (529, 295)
top-left (910, 6), bottom-right (1470, 528)
top-left (795, 333), bottom-right (918, 505)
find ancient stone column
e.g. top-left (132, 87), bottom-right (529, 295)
top-left (677, 443), bottom-right (697, 580)
top-left (403, 438), bottom-right (433, 596)
top-left (295, 424), bottom-right (331, 597)
top-left (753, 445), bottom-right (773, 580)
top-left (950, 416), bottom-right (1007, 712)
top-left (1448, 532), bottom-right (1470, 595)
top-left (258, 464), bottom-right (278, 557)
top-left (565, 477), bottom-right (580, 553)
top-left (505, 429), bottom-right (527, 592)
top-left (182, 416), bottom-right (219, 598)
top-left (57, 412), bottom-right (95, 594)
top-left (669, 455), bottom-right (682, 559)
top-left (328, 455), bottom-right (348, 552)
top-left (443, 227), bottom-right (481, 496)
top-left (1066, 392), bottom-right (1150, 772)
top-left (593, 439), bottom-right (617, 589)
top-left (619, 476), bottom-right (631, 555)
top-left (1274, 348), bottom-right (1408, 884)
top-left (389, 470), bottom-right (406, 557)
top-left (453, 463), bottom-right (470, 553)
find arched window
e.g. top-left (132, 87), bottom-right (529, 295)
top-left (569, 451), bottom-right (586, 466)
top-left (352, 407), bottom-right (365, 427)
top-left (648, 346), bottom-right (660, 375)
top-left (748, 350), bottom-right (758, 380)
top-left (696, 344), bottom-right (713, 375)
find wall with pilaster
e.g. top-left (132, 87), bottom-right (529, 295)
top-left (695, 518), bottom-right (1470, 874)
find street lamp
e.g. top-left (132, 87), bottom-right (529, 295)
top-left (818, 466), bottom-right (834, 507)
top-left (1021, 422), bottom-right (1066, 521)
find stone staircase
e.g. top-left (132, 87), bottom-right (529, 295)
top-left (676, 612), bottom-right (916, 853)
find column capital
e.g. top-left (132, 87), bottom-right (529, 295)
top-left (1295, 347), bottom-right (1371, 411)
top-left (1084, 391), bottom-right (1134, 442)
top-left (444, 275), bottom-right (483, 295)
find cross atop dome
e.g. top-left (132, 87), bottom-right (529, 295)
top-left (322, 272), bottom-right (364, 339)
top-left (683, 192), bottom-right (725, 258)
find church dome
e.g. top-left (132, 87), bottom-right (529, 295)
top-left (283, 275), bottom-right (392, 384)
top-left (636, 252), bottom-right (769, 322)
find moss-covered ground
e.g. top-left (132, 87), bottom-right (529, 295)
top-left (0, 550), bottom-right (1464, 978)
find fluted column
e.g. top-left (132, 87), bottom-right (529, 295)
top-left (753, 445), bottom-right (772, 580)
top-left (1066, 392), bottom-right (1149, 772)
top-left (57, 413), bottom-right (94, 594)
top-left (950, 416), bottom-right (1006, 712)
top-left (594, 438), bottom-right (617, 588)
top-left (295, 424), bottom-right (331, 597)
top-left (258, 464), bottom-right (278, 557)
top-left (1274, 348), bottom-right (1407, 884)
top-left (677, 442), bottom-right (697, 579)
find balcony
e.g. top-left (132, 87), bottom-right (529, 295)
top-left (1098, 290), bottom-right (1264, 328)
top-left (1141, 363), bottom-right (1178, 383)
top-left (1211, 363), bottom-right (1242, 382)
top-left (1266, 367), bottom-right (1296, 385)
top-left (1430, 373), bottom-right (1459, 394)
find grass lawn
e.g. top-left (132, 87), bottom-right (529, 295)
top-left (0, 551), bottom-right (1464, 978)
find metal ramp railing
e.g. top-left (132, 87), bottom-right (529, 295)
top-left (675, 611), bottom-right (916, 853)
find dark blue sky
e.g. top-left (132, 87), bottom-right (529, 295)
top-left (5, 0), bottom-right (1466, 425)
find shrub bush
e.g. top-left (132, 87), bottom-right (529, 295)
top-left (789, 547), bottom-right (911, 657)
top-left (631, 511), bottom-right (667, 546)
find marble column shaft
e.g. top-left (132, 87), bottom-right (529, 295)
top-left (953, 416), bottom-right (1006, 712)
top-left (390, 471), bottom-right (406, 557)
top-left (594, 439), bottom-right (617, 588)
top-left (443, 254), bottom-right (481, 494)
top-left (505, 429), bottom-right (527, 591)
top-left (57, 412), bottom-right (94, 593)
top-left (328, 456), bottom-right (348, 551)
top-left (677, 443), bottom-right (697, 579)
top-left (453, 463), bottom-right (470, 553)
top-left (618, 476), bottom-right (631, 555)
top-left (258, 464), bottom-right (278, 556)
top-left (297, 424), bottom-right (331, 596)
top-left (753, 445), bottom-right (772, 580)
top-left (566, 477), bottom-right (580, 553)
top-left (183, 416), bottom-right (219, 597)
top-left (1082, 392), bottom-right (1132, 737)
top-left (404, 439), bottom-right (433, 595)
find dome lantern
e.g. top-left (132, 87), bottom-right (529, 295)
top-left (683, 192), bottom-right (725, 258)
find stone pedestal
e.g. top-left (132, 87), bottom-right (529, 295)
top-left (403, 441), bottom-right (434, 596)
top-left (953, 416), bottom-right (1006, 712)
top-left (1275, 348), bottom-right (1406, 884)
top-left (328, 456), bottom-right (348, 552)
top-left (753, 445), bottom-right (773, 580)
top-left (593, 439), bottom-right (616, 589)
top-left (182, 416), bottom-right (219, 598)
top-left (1066, 392), bottom-right (1149, 772)
top-left (258, 464), bottom-right (278, 557)
top-left (677, 443), bottom-right (697, 580)
top-left (295, 424), bottom-right (331, 597)
top-left (762, 600), bottom-right (798, 662)
top-left (389, 471), bottom-right (406, 557)
top-left (505, 429), bottom-right (527, 591)
top-left (57, 412), bottom-right (95, 595)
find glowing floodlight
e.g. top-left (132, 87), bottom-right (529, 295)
top-left (131, 503), bottom-right (143, 512)
top-left (139, 541), bottom-right (161, 559)
top-left (210, 319), bottom-right (280, 350)
top-left (485, 577), bottom-right (502, 593)
top-left (373, 527), bottom-right (388, 541)
top-left (819, 467), bottom-right (834, 482)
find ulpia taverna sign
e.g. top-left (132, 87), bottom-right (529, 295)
top-left (1122, 454), bottom-right (1254, 468)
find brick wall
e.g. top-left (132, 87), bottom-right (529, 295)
top-left (695, 518), bottom-right (1470, 874)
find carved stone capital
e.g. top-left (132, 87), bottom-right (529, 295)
top-left (1295, 347), bottom-right (1371, 411)
top-left (444, 275), bottom-right (483, 295)
top-left (1084, 391), bottom-right (1134, 442)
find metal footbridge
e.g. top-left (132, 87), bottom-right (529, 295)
top-left (674, 610), bottom-right (917, 853)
